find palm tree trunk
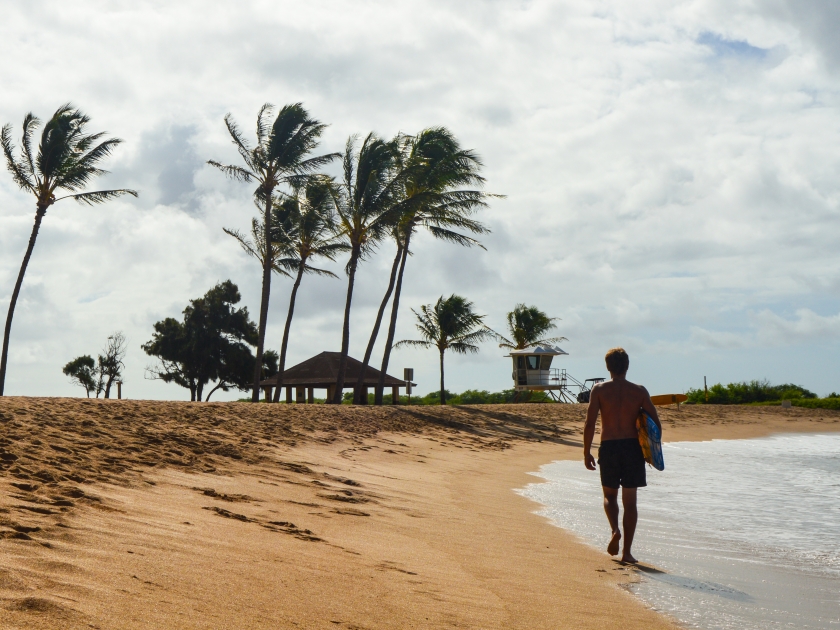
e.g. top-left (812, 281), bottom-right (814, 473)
top-left (354, 241), bottom-right (402, 404)
top-left (439, 348), bottom-right (446, 406)
top-left (331, 244), bottom-right (360, 404)
top-left (272, 263), bottom-right (306, 403)
top-left (251, 192), bottom-right (274, 402)
top-left (0, 207), bottom-right (46, 396)
top-left (196, 381), bottom-right (204, 402)
top-left (375, 230), bottom-right (412, 404)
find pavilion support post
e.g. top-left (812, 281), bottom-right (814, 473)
top-left (391, 386), bottom-right (399, 405)
top-left (359, 386), bottom-right (368, 405)
top-left (307, 387), bottom-right (314, 404)
top-left (296, 387), bottom-right (305, 403)
top-left (286, 387), bottom-right (293, 404)
top-left (263, 387), bottom-right (271, 402)
top-left (327, 385), bottom-right (336, 403)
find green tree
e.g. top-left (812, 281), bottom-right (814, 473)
top-left (374, 128), bottom-right (494, 404)
top-left (395, 295), bottom-right (492, 405)
top-left (0, 105), bottom-right (137, 395)
top-left (142, 281), bottom-right (260, 401)
top-left (328, 134), bottom-right (402, 404)
top-left (62, 355), bottom-right (99, 398)
top-left (270, 177), bottom-right (348, 402)
top-left (208, 103), bottom-right (337, 402)
top-left (495, 304), bottom-right (567, 350)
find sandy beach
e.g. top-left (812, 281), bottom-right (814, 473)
top-left (0, 399), bottom-right (838, 629)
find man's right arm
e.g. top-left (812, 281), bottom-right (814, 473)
top-left (583, 386), bottom-right (599, 470)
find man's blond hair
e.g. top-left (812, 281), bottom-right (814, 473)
top-left (605, 347), bottom-right (629, 375)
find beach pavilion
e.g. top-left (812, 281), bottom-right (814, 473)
top-left (258, 351), bottom-right (415, 404)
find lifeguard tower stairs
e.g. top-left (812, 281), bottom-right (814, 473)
top-left (506, 345), bottom-right (603, 403)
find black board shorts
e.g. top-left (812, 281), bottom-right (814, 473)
top-left (598, 438), bottom-right (647, 489)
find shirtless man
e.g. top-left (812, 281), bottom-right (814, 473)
top-left (583, 347), bottom-right (661, 564)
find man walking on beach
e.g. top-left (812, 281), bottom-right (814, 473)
top-left (583, 347), bottom-right (661, 563)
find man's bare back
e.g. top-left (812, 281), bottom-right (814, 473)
top-left (587, 378), bottom-right (660, 442)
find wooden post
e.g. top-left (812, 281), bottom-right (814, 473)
top-left (391, 386), bottom-right (399, 405)
top-left (359, 386), bottom-right (368, 405)
top-left (704, 376), bottom-right (708, 402)
top-left (327, 385), bottom-right (335, 403)
top-left (307, 387), bottom-right (314, 404)
top-left (263, 387), bottom-right (271, 402)
top-left (296, 387), bottom-right (305, 403)
top-left (286, 386), bottom-right (293, 404)
top-left (116, 381), bottom-right (122, 400)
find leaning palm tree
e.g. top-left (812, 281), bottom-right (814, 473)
top-left (209, 103), bottom-right (337, 401)
top-left (327, 133), bottom-right (401, 404)
top-left (0, 104), bottom-right (137, 395)
top-left (270, 177), bottom-right (349, 402)
top-left (496, 304), bottom-right (567, 350)
top-left (395, 295), bottom-right (492, 405)
top-left (374, 128), bottom-right (495, 404)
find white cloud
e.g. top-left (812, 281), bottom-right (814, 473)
top-left (1, 0), bottom-right (839, 399)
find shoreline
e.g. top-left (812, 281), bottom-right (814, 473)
top-left (0, 399), bottom-right (837, 628)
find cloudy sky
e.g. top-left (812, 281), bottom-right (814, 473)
top-left (1, 0), bottom-right (839, 401)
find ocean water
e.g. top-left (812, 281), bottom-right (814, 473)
top-left (518, 433), bottom-right (840, 629)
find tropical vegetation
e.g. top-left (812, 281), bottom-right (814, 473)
top-left (142, 281), bottom-right (276, 401)
top-left (685, 380), bottom-right (817, 404)
top-left (0, 105), bottom-right (136, 395)
top-left (62, 332), bottom-right (128, 398)
top-left (496, 304), bottom-right (566, 350)
top-left (395, 294), bottom-right (493, 405)
top-left (1, 101), bottom-right (508, 403)
top-left (208, 103), bottom-right (337, 402)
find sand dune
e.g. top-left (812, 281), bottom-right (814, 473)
top-left (0, 398), bottom-right (837, 628)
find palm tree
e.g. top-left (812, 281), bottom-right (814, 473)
top-left (496, 304), bottom-right (567, 350)
top-left (0, 104), bottom-right (137, 395)
top-left (270, 177), bottom-right (348, 402)
top-left (208, 103), bottom-right (337, 402)
top-left (374, 128), bottom-right (494, 404)
top-left (327, 134), bottom-right (401, 404)
top-left (395, 295), bottom-right (492, 405)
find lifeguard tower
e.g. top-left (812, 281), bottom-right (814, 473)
top-left (506, 345), bottom-right (602, 403)
top-left (507, 344), bottom-right (567, 393)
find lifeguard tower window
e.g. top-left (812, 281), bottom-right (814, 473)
top-left (526, 356), bottom-right (540, 370)
top-left (540, 355), bottom-right (552, 369)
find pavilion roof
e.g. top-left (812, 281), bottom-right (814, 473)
top-left (259, 351), bottom-right (413, 388)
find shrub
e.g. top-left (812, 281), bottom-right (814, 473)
top-left (686, 380), bottom-right (817, 404)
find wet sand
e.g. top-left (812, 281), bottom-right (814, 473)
top-left (0, 398), bottom-right (837, 629)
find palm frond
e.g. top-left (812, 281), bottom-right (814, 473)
top-left (60, 189), bottom-right (138, 205)
top-left (20, 112), bottom-right (40, 177)
top-left (1, 123), bottom-right (36, 192)
top-left (255, 103), bottom-right (274, 146)
top-left (424, 226), bottom-right (486, 249)
top-left (393, 339), bottom-right (433, 350)
top-left (207, 161), bottom-right (254, 182)
top-left (448, 341), bottom-right (481, 355)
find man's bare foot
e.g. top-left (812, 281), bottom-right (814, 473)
top-left (621, 552), bottom-right (637, 564)
top-left (607, 531), bottom-right (621, 556)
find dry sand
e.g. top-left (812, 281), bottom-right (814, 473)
top-left (0, 398), bottom-right (838, 629)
